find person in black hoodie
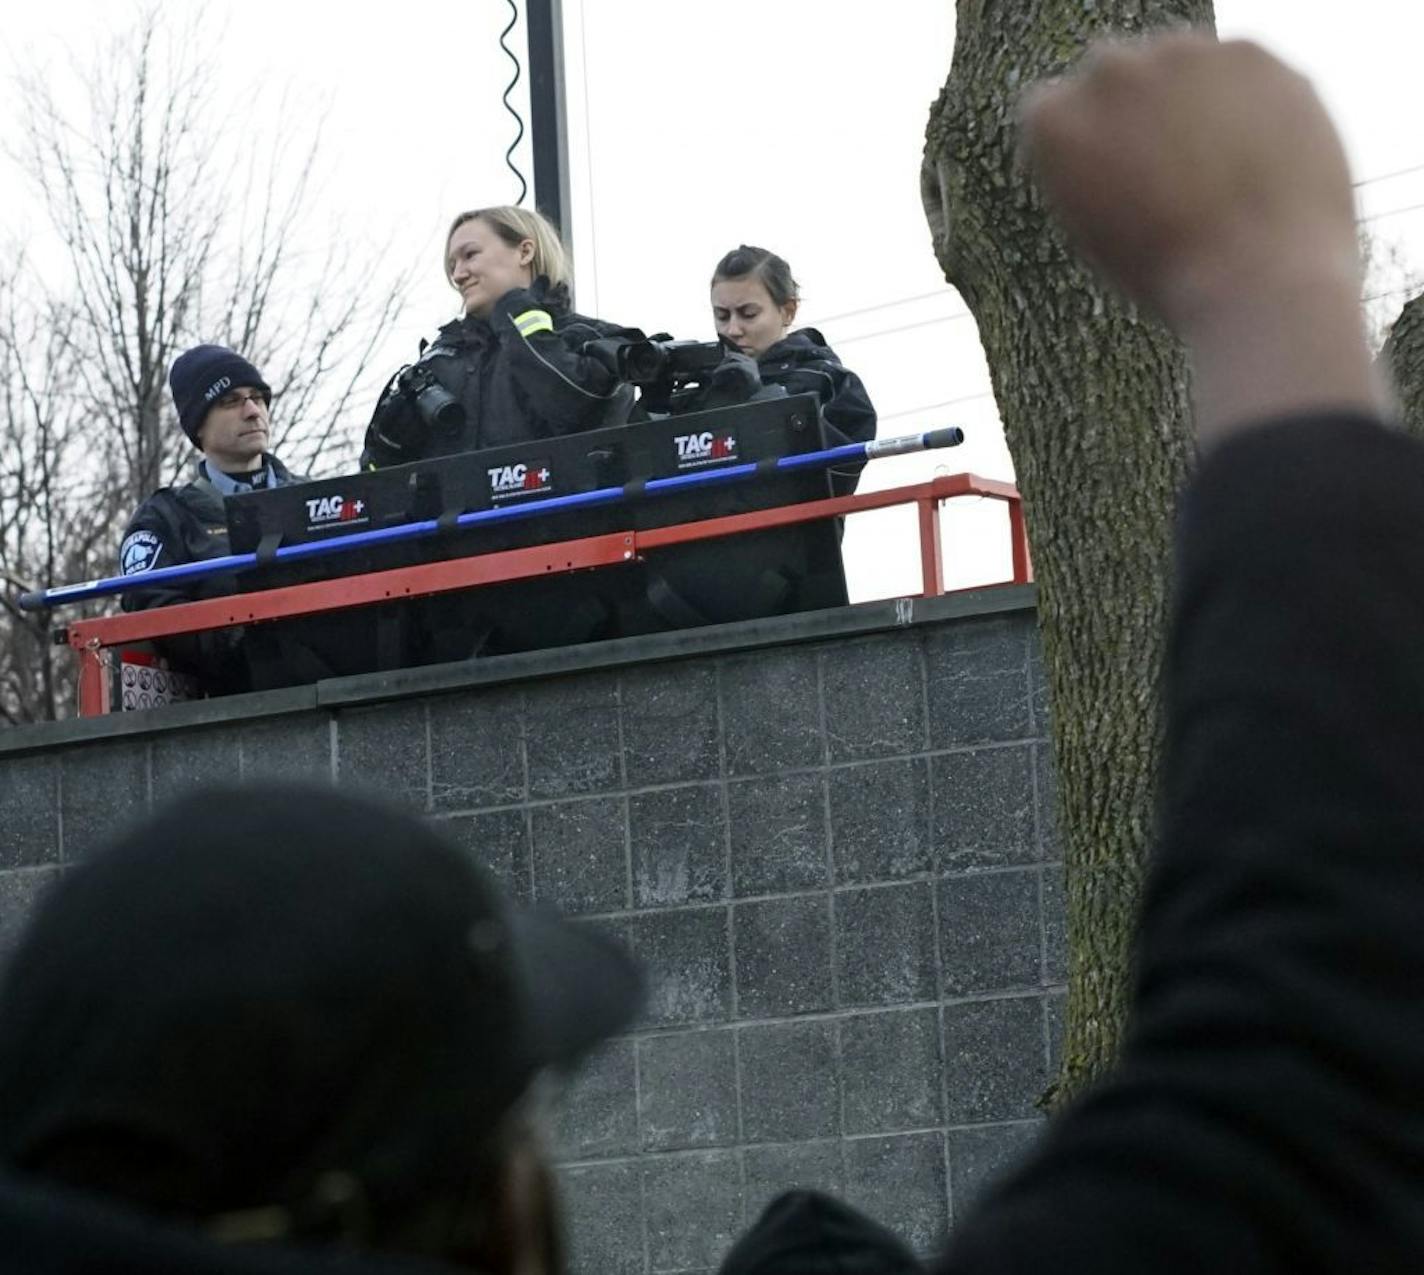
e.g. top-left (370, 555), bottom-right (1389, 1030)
top-left (722, 33), bottom-right (1424, 1275)
top-left (360, 206), bottom-right (640, 469)
top-left (702, 244), bottom-right (876, 496)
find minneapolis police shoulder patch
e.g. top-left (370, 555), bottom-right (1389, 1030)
top-left (120, 529), bottom-right (163, 575)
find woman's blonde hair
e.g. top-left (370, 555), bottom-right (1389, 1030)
top-left (444, 206), bottom-right (570, 290)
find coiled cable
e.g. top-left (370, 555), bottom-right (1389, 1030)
top-left (499, 0), bottom-right (530, 206)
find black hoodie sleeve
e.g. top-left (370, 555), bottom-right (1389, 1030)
top-left (760, 334), bottom-right (877, 496)
top-left (488, 286), bottom-right (632, 432)
top-left (936, 412), bottom-right (1424, 1275)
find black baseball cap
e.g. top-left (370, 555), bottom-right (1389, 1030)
top-left (0, 784), bottom-right (641, 1230)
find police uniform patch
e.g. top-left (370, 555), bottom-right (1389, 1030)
top-left (120, 529), bottom-right (163, 575)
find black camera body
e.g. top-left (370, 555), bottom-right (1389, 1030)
top-left (369, 346), bottom-right (467, 455)
top-left (583, 336), bottom-right (750, 414)
top-left (617, 337), bottom-right (725, 387)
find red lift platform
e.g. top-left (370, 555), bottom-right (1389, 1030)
top-left (61, 473), bottom-right (1029, 717)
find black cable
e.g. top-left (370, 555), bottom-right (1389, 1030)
top-left (499, 0), bottom-right (530, 206)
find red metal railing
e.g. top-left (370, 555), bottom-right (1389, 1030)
top-left (65, 473), bottom-right (1029, 716)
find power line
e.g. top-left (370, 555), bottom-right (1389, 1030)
top-left (807, 288), bottom-right (955, 326)
top-left (1363, 281), bottom-right (1423, 305)
top-left (794, 161), bottom-right (1424, 339)
top-left (1359, 199), bottom-right (1424, 225)
top-left (881, 390), bottom-right (996, 423)
top-left (835, 311), bottom-right (976, 347)
top-left (1354, 161), bottom-right (1424, 189)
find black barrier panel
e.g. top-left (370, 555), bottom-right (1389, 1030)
top-left (224, 395), bottom-right (847, 689)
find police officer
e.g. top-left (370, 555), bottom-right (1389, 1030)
top-left (683, 245), bottom-right (877, 498)
top-left (118, 344), bottom-right (305, 693)
top-left (361, 205), bottom-right (640, 469)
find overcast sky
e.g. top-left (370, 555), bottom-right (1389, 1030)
top-left (3, 2), bottom-right (1420, 600)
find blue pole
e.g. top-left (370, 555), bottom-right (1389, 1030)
top-left (22, 427), bottom-right (964, 611)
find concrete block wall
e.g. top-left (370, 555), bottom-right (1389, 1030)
top-left (0, 589), bottom-right (1063, 1270)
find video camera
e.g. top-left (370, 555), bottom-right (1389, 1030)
top-left (582, 336), bottom-right (736, 414)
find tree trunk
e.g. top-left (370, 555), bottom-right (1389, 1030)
top-left (923, 0), bottom-right (1215, 1104)
top-left (1384, 294), bottom-right (1424, 435)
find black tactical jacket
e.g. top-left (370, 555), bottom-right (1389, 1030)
top-left (361, 278), bottom-right (641, 469)
top-left (676, 328), bottom-right (877, 496)
top-left (117, 455), bottom-right (305, 692)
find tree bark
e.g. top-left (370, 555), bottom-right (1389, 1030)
top-left (1384, 294), bottom-right (1424, 435)
top-left (923, 0), bottom-right (1214, 1103)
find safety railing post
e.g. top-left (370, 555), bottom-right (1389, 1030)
top-left (1008, 496), bottom-right (1034, 585)
top-left (75, 643), bottom-right (109, 718)
top-left (917, 495), bottom-right (946, 597)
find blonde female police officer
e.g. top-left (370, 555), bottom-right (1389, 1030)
top-left (360, 206), bottom-right (640, 468)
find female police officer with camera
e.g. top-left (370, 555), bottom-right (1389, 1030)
top-left (361, 206), bottom-right (639, 468)
top-left (685, 245), bottom-right (877, 496)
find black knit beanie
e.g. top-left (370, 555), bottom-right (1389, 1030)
top-left (169, 345), bottom-right (271, 444)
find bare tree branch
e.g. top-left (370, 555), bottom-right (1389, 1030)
top-left (0, 6), bottom-right (414, 723)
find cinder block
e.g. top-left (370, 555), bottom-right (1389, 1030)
top-left (1027, 628), bottom-right (1051, 736)
top-left (622, 664), bottom-right (720, 787)
top-left (524, 674), bottom-right (621, 798)
top-left (933, 747), bottom-right (1036, 871)
top-left (942, 996), bottom-right (1049, 1124)
top-left (638, 1028), bottom-right (738, 1151)
top-left (642, 1149), bottom-right (743, 1272)
top-left (743, 1141), bottom-right (845, 1221)
top-left (558, 1160), bottom-right (644, 1275)
top-left (840, 1008), bottom-right (943, 1135)
top-left (1046, 993), bottom-right (1066, 1074)
top-left (151, 728), bottom-right (240, 808)
top-left (236, 714), bottom-right (332, 786)
top-left (531, 797), bottom-right (628, 916)
top-left (738, 1019), bottom-right (839, 1142)
top-left (829, 758), bottom-right (932, 885)
top-left (0, 867), bottom-right (61, 959)
top-left (925, 615), bottom-right (1031, 748)
top-left (1035, 742), bottom-right (1063, 861)
top-left (1041, 865), bottom-right (1067, 985)
top-left (622, 907), bottom-right (732, 1028)
top-left (429, 689), bottom-right (524, 810)
top-left (0, 754), bottom-right (58, 869)
top-left (728, 774), bottom-right (829, 897)
top-left (630, 785), bottom-right (726, 908)
top-left (436, 807), bottom-right (532, 905)
top-left (947, 1122), bottom-right (1042, 1221)
top-left (734, 896), bottom-right (833, 1019)
top-left (335, 702), bottom-right (428, 811)
top-left (721, 648), bottom-right (822, 776)
top-left (553, 1038), bottom-right (639, 1161)
top-left (938, 870), bottom-right (1042, 997)
top-left (843, 1132), bottom-right (949, 1257)
top-left (60, 743), bottom-right (148, 859)
top-left (834, 883), bottom-right (937, 1008)
top-left (822, 636), bottom-right (926, 762)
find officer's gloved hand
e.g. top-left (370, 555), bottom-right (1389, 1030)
top-left (701, 349), bottom-right (765, 408)
top-left (491, 287), bottom-right (553, 337)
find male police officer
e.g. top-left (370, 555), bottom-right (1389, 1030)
top-left (119, 344), bottom-right (305, 694)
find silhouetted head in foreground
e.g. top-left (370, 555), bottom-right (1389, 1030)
top-left (0, 784), bottom-right (641, 1272)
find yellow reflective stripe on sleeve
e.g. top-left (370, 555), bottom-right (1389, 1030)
top-left (513, 309), bottom-right (554, 337)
